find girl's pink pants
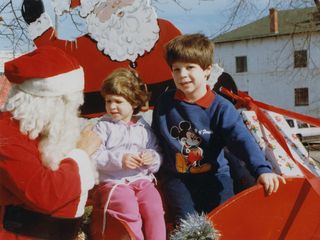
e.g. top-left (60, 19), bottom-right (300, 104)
top-left (90, 179), bottom-right (166, 240)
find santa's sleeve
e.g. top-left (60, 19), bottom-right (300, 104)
top-left (0, 128), bottom-right (95, 218)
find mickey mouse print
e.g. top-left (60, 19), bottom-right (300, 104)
top-left (170, 121), bottom-right (212, 174)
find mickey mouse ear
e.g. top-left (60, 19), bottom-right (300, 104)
top-left (179, 121), bottom-right (191, 131)
top-left (170, 126), bottom-right (180, 138)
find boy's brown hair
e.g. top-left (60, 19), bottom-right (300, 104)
top-left (100, 68), bottom-right (150, 114)
top-left (164, 33), bottom-right (214, 70)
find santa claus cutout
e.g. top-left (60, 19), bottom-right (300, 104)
top-left (21, 0), bottom-right (182, 117)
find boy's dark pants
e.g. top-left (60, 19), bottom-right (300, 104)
top-left (160, 171), bottom-right (234, 224)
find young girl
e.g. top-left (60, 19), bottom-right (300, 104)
top-left (89, 68), bottom-right (165, 240)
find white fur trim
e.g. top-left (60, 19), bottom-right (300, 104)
top-left (28, 13), bottom-right (53, 40)
top-left (18, 67), bottom-right (84, 97)
top-left (66, 148), bottom-right (95, 217)
top-left (207, 64), bottom-right (224, 89)
top-left (76, 192), bottom-right (88, 217)
top-left (52, 0), bottom-right (71, 15)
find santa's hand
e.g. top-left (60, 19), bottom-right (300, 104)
top-left (21, 0), bottom-right (45, 24)
top-left (140, 151), bottom-right (154, 165)
top-left (257, 173), bottom-right (286, 195)
top-left (77, 125), bottom-right (101, 156)
top-left (122, 153), bottom-right (143, 169)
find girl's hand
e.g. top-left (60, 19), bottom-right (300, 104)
top-left (140, 151), bottom-right (154, 165)
top-left (257, 173), bottom-right (286, 195)
top-left (122, 153), bottom-right (143, 169)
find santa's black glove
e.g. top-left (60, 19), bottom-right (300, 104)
top-left (21, 0), bottom-right (44, 24)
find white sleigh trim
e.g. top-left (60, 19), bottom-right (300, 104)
top-left (207, 64), bottom-right (224, 89)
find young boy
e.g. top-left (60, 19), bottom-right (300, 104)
top-left (152, 33), bottom-right (285, 224)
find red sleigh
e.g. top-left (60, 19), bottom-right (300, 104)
top-left (207, 89), bottom-right (320, 240)
top-left (2, 0), bottom-right (319, 239)
top-left (96, 177), bottom-right (320, 240)
top-left (209, 177), bottom-right (320, 240)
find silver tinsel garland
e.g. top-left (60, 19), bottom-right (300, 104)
top-left (170, 213), bottom-right (221, 240)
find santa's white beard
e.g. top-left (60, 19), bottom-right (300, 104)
top-left (4, 87), bottom-right (84, 170)
top-left (86, 0), bottom-right (160, 62)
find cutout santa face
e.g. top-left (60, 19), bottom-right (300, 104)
top-left (93, 0), bottom-right (135, 22)
top-left (86, 0), bottom-right (160, 62)
top-left (23, 0), bottom-right (181, 116)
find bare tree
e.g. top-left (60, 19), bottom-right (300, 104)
top-left (213, 0), bottom-right (315, 35)
top-left (0, 0), bottom-right (33, 55)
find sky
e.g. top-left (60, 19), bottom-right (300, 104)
top-left (45, 0), bottom-right (236, 40)
top-left (0, 0), bottom-right (259, 51)
top-left (154, 0), bottom-right (232, 38)
top-left (0, 0), bottom-right (314, 51)
top-left (50, 0), bottom-right (272, 43)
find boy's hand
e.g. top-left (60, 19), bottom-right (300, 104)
top-left (257, 173), bottom-right (286, 195)
top-left (122, 153), bottom-right (143, 169)
top-left (140, 151), bottom-right (154, 165)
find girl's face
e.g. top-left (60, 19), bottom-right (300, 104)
top-left (104, 94), bottom-right (135, 123)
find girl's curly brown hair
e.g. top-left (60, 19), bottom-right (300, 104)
top-left (100, 68), bottom-right (150, 114)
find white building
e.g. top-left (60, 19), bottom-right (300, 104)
top-left (213, 7), bottom-right (320, 118)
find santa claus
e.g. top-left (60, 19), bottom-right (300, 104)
top-left (21, 0), bottom-right (182, 117)
top-left (0, 46), bottom-right (101, 239)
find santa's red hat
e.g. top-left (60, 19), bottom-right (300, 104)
top-left (4, 46), bottom-right (84, 97)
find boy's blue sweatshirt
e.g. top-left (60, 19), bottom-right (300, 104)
top-left (152, 89), bottom-right (272, 178)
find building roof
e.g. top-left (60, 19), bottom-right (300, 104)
top-left (214, 7), bottom-right (320, 43)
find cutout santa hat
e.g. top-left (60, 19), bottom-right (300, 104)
top-left (4, 46), bottom-right (84, 97)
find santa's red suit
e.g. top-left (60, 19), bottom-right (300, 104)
top-left (0, 46), bottom-right (96, 239)
top-left (0, 113), bottom-right (93, 239)
top-left (22, 0), bottom-right (181, 116)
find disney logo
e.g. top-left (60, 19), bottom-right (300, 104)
top-left (195, 129), bottom-right (213, 135)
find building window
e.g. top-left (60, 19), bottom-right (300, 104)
top-left (236, 56), bottom-right (247, 73)
top-left (294, 88), bottom-right (309, 106)
top-left (294, 50), bottom-right (307, 68)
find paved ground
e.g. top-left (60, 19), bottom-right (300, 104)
top-left (310, 150), bottom-right (320, 162)
top-left (307, 143), bottom-right (320, 163)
